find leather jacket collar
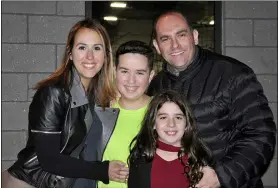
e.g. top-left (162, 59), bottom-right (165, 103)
top-left (70, 68), bottom-right (89, 108)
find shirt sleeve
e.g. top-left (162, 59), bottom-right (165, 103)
top-left (34, 132), bottom-right (109, 183)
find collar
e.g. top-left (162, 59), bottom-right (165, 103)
top-left (70, 68), bottom-right (89, 108)
top-left (157, 140), bottom-right (181, 152)
top-left (166, 46), bottom-right (199, 76)
top-left (163, 45), bottom-right (206, 81)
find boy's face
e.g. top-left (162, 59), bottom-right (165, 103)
top-left (116, 53), bottom-right (154, 102)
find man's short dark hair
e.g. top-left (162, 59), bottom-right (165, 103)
top-left (115, 40), bottom-right (154, 70)
top-left (152, 10), bottom-right (194, 40)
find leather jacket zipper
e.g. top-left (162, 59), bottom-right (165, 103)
top-left (39, 172), bottom-right (48, 188)
top-left (60, 103), bottom-right (71, 152)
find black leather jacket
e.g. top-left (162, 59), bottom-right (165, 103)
top-left (148, 46), bottom-right (276, 188)
top-left (7, 73), bottom-right (119, 187)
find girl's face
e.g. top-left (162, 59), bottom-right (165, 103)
top-left (70, 28), bottom-right (105, 90)
top-left (155, 102), bottom-right (186, 147)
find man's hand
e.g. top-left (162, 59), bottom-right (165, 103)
top-left (108, 160), bottom-right (129, 183)
top-left (195, 166), bottom-right (220, 188)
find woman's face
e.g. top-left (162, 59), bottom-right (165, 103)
top-left (155, 102), bottom-right (186, 147)
top-left (70, 27), bottom-right (105, 89)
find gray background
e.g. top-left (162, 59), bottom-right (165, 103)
top-left (1, 1), bottom-right (277, 187)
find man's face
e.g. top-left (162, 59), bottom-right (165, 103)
top-left (153, 13), bottom-right (199, 68)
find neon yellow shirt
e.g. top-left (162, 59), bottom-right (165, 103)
top-left (98, 101), bottom-right (149, 188)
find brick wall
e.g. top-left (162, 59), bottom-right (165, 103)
top-left (1, 1), bottom-right (85, 171)
top-left (222, 2), bottom-right (277, 187)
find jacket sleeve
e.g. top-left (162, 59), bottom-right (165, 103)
top-left (147, 78), bottom-right (156, 97)
top-left (128, 163), bottom-right (138, 188)
top-left (213, 69), bottom-right (276, 188)
top-left (128, 162), bottom-right (151, 188)
top-left (29, 85), bottom-right (67, 132)
top-left (29, 85), bottom-right (109, 183)
top-left (147, 72), bottom-right (163, 97)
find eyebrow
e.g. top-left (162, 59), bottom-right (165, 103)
top-left (118, 67), bottom-right (148, 72)
top-left (118, 67), bottom-right (129, 71)
top-left (137, 69), bottom-right (147, 72)
top-left (159, 29), bottom-right (189, 40)
top-left (76, 42), bottom-right (103, 46)
top-left (157, 113), bottom-right (184, 116)
top-left (176, 29), bottom-right (189, 35)
top-left (118, 67), bottom-right (129, 70)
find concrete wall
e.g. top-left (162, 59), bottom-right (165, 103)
top-left (222, 2), bottom-right (277, 188)
top-left (1, 1), bottom-right (85, 170)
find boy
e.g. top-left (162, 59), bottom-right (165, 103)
top-left (98, 40), bottom-right (155, 188)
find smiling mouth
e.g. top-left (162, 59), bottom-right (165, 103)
top-left (165, 131), bottom-right (177, 136)
top-left (170, 51), bottom-right (184, 56)
top-left (83, 63), bottom-right (96, 69)
top-left (125, 86), bottom-right (138, 92)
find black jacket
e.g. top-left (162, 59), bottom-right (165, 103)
top-left (148, 46), bottom-right (276, 188)
top-left (128, 162), bottom-right (152, 188)
top-left (7, 74), bottom-right (119, 188)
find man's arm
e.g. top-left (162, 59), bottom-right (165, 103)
top-left (214, 69), bottom-right (276, 188)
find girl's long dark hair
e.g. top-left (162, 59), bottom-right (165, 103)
top-left (128, 90), bottom-right (213, 187)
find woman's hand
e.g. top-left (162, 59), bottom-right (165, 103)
top-left (108, 160), bottom-right (129, 183)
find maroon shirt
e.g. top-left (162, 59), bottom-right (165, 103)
top-left (151, 143), bottom-right (190, 188)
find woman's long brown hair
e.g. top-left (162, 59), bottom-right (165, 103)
top-left (35, 18), bottom-right (116, 107)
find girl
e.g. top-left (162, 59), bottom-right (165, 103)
top-left (128, 90), bottom-right (213, 188)
top-left (2, 18), bottom-right (127, 188)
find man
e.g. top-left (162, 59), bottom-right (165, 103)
top-left (148, 11), bottom-right (276, 188)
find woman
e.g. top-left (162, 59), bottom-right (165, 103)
top-left (2, 18), bottom-right (127, 188)
top-left (128, 90), bottom-right (213, 188)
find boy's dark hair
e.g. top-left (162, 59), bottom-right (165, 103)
top-left (115, 40), bottom-right (154, 70)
